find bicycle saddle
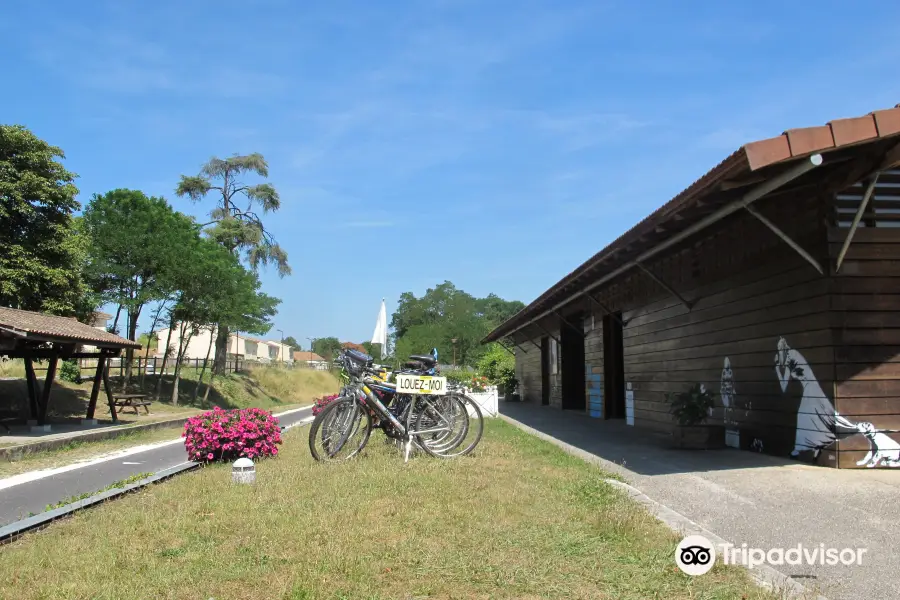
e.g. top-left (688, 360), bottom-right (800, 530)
top-left (409, 354), bottom-right (437, 367)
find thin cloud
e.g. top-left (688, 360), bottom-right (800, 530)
top-left (340, 221), bottom-right (395, 229)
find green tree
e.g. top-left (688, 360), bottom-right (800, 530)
top-left (159, 236), bottom-right (280, 404)
top-left (83, 189), bottom-right (197, 385)
top-left (475, 293), bottom-right (525, 327)
top-left (0, 125), bottom-right (94, 317)
top-left (283, 336), bottom-right (301, 351)
top-left (312, 337), bottom-right (342, 361)
top-left (361, 341), bottom-right (382, 360)
top-left (176, 153), bottom-right (290, 375)
top-left (389, 282), bottom-right (524, 368)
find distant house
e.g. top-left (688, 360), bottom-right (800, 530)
top-left (342, 341), bottom-right (367, 353)
top-left (155, 324), bottom-right (292, 363)
top-left (293, 351), bottom-right (329, 370)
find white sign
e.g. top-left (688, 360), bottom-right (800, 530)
top-left (625, 384), bottom-right (634, 426)
top-left (395, 374), bottom-right (448, 395)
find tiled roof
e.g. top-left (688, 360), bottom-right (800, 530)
top-left (0, 306), bottom-right (141, 349)
top-left (293, 351), bottom-right (326, 362)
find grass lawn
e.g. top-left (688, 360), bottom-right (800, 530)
top-left (0, 420), bottom-right (784, 600)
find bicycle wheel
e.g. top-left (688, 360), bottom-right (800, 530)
top-left (414, 392), bottom-right (482, 457)
top-left (309, 396), bottom-right (372, 462)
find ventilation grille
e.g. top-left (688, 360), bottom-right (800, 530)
top-left (834, 169), bottom-right (900, 228)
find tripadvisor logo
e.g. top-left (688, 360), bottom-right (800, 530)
top-left (675, 535), bottom-right (868, 575)
top-left (676, 535), bottom-right (716, 576)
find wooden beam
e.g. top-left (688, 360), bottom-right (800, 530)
top-left (102, 360), bottom-right (118, 423)
top-left (582, 291), bottom-right (628, 327)
top-left (635, 262), bottom-right (694, 310)
top-left (86, 354), bottom-right (107, 420)
top-left (497, 341), bottom-right (517, 357)
top-left (1, 349), bottom-right (106, 360)
top-left (38, 354), bottom-right (59, 425)
top-left (502, 337), bottom-right (526, 354)
top-left (836, 174), bottom-right (880, 273)
top-left (876, 140), bottom-right (900, 171)
top-left (743, 204), bottom-right (825, 275)
top-left (23, 354), bottom-right (39, 421)
top-left (535, 321), bottom-right (560, 345)
top-left (720, 174), bottom-right (767, 191)
top-left (553, 310), bottom-right (586, 338)
top-left (518, 333), bottom-right (541, 350)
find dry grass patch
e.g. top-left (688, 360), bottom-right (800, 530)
top-left (0, 420), bottom-right (785, 600)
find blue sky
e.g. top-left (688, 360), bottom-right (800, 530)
top-left (4, 0), bottom-right (900, 347)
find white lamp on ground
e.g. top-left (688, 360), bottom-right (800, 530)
top-left (232, 457), bottom-right (256, 484)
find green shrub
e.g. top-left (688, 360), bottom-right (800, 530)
top-left (443, 369), bottom-right (474, 386)
top-left (477, 344), bottom-right (517, 394)
top-left (59, 359), bottom-right (82, 384)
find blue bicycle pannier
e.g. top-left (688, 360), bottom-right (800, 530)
top-left (343, 349), bottom-right (372, 375)
top-left (346, 349), bottom-right (372, 364)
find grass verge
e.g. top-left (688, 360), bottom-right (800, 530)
top-left (0, 419), bottom-right (785, 600)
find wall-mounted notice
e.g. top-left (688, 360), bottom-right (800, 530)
top-left (625, 382), bottom-right (634, 426)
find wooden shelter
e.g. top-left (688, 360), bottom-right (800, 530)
top-left (0, 306), bottom-right (141, 425)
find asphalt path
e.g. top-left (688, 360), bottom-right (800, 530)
top-left (0, 406), bottom-right (312, 526)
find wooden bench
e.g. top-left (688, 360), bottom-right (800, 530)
top-left (110, 393), bottom-right (152, 415)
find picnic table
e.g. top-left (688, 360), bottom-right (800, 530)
top-left (110, 393), bottom-right (152, 415)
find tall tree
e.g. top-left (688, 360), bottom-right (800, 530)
top-left (312, 337), bottom-right (342, 361)
top-left (390, 281), bottom-right (523, 367)
top-left (165, 236), bottom-right (280, 405)
top-left (283, 336), bottom-right (301, 352)
top-left (82, 189), bottom-right (197, 385)
top-left (361, 341), bottom-right (382, 360)
top-left (176, 153), bottom-right (290, 375)
top-left (0, 125), bottom-right (94, 317)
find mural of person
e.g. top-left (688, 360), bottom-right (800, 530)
top-left (720, 358), bottom-right (735, 418)
top-left (720, 357), bottom-right (740, 447)
top-left (774, 336), bottom-right (857, 458)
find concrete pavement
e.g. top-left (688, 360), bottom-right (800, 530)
top-left (0, 406), bottom-right (312, 526)
top-left (501, 401), bottom-right (900, 600)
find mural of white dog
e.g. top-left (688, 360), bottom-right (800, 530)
top-left (855, 422), bottom-right (900, 468)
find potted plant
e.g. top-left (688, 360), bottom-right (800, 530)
top-left (667, 383), bottom-right (725, 449)
top-left (505, 377), bottom-right (520, 401)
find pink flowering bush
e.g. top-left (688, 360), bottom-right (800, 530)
top-left (312, 393), bottom-right (340, 416)
top-left (182, 407), bottom-right (282, 463)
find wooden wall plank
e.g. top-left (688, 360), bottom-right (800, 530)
top-left (830, 221), bottom-right (900, 468)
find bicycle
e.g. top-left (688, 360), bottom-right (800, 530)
top-left (338, 348), bottom-right (483, 458)
top-left (309, 349), bottom-right (483, 462)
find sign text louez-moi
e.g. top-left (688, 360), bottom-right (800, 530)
top-left (395, 374), bottom-right (447, 395)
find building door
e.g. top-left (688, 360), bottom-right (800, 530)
top-left (540, 336), bottom-right (550, 405)
top-left (560, 315), bottom-right (586, 411)
top-left (603, 312), bottom-right (626, 418)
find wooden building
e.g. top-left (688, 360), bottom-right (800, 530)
top-left (484, 104), bottom-right (900, 469)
